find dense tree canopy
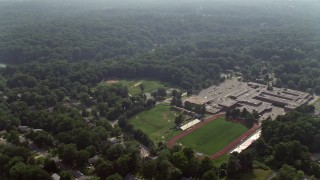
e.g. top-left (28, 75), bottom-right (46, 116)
top-left (0, 0), bottom-right (320, 179)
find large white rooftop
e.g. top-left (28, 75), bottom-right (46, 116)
top-left (231, 130), bottom-right (261, 153)
top-left (180, 119), bottom-right (201, 130)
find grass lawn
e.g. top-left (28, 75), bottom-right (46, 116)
top-left (213, 154), bottom-right (229, 166)
top-left (177, 117), bottom-right (248, 155)
top-left (130, 104), bottom-right (181, 142)
top-left (106, 79), bottom-right (165, 95)
top-left (232, 168), bottom-right (273, 180)
top-left (312, 96), bottom-right (320, 110)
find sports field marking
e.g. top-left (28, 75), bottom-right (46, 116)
top-left (167, 113), bottom-right (225, 148)
top-left (167, 113), bottom-right (260, 159)
top-left (130, 105), bottom-right (180, 142)
top-left (177, 117), bottom-right (248, 155)
top-left (210, 124), bottom-right (260, 159)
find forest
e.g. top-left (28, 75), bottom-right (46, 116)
top-left (0, 0), bottom-right (320, 179)
top-left (1, 0), bottom-right (320, 92)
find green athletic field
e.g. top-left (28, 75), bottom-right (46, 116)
top-left (177, 117), bottom-right (248, 155)
top-left (238, 167), bottom-right (273, 180)
top-left (129, 105), bottom-right (180, 142)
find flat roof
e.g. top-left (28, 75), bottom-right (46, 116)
top-left (231, 130), bottom-right (261, 153)
top-left (219, 99), bottom-right (238, 108)
top-left (240, 102), bottom-right (272, 114)
top-left (239, 99), bottom-right (262, 106)
top-left (185, 79), bottom-right (312, 120)
top-left (255, 94), bottom-right (290, 104)
top-left (185, 96), bottom-right (206, 105)
top-left (180, 119), bottom-right (201, 130)
top-left (206, 106), bottom-right (222, 114)
top-left (262, 90), bottom-right (296, 101)
top-left (229, 88), bottom-right (249, 98)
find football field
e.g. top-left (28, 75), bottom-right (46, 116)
top-left (177, 117), bottom-right (248, 155)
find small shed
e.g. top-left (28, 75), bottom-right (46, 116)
top-left (88, 155), bottom-right (99, 164)
top-left (52, 173), bottom-right (60, 180)
top-left (18, 126), bottom-right (30, 133)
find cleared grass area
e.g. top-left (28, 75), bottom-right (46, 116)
top-left (213, 154), bottom-right (229, 166)
top-left (312, 96), bottom-right (320, 110)
top-left (105, 79), bottom-right (165, 95)
top-left (130, 104), bottom-right (180, 142)
top-left (177, 117), bottom-right (248, 155)
top-left (233, 168), bottom-right (273, 180)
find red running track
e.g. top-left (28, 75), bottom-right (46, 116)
top-left (166, 113), bottom-right (261, 160)
top-left (209, 123), bottom-right (260, 160)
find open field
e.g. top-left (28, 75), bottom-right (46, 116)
top-left (213, 154), bottom-right (229, 166)
top-left (312, 96), bottom-right (320, 110)
top-left (232, 168), bottom-right (273, 180)
top-left (105, 79), bottom-right (165, 95)
top-left (177, 117), bottom-right (248, 155)
top-left (129, 105), bottom-right (180, 142)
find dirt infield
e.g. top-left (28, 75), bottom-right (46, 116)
top-left (166, 113), bottom-right (225, 148)
top-left (166, 113), bottom-right (261, 160)
top-left (209, 123), bottom-right (260, 160)
top-left (134, 81), bottom-right (143, 87)
top-left (105, 79), bottom-right (119, 84)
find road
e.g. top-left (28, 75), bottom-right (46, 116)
top-left (140, 144), bottom-right (150, 158)
top-left (157, 92), bottom-right (187, 105)
top-left (155, 96), bottom-right (172, 105)
top-left (109, 120), bottom-right (118, 128)
top-left (267, 172), bottom-right (277, 180)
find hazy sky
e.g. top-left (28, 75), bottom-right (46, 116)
top-left (0, 0), bottom-right (319, 20)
